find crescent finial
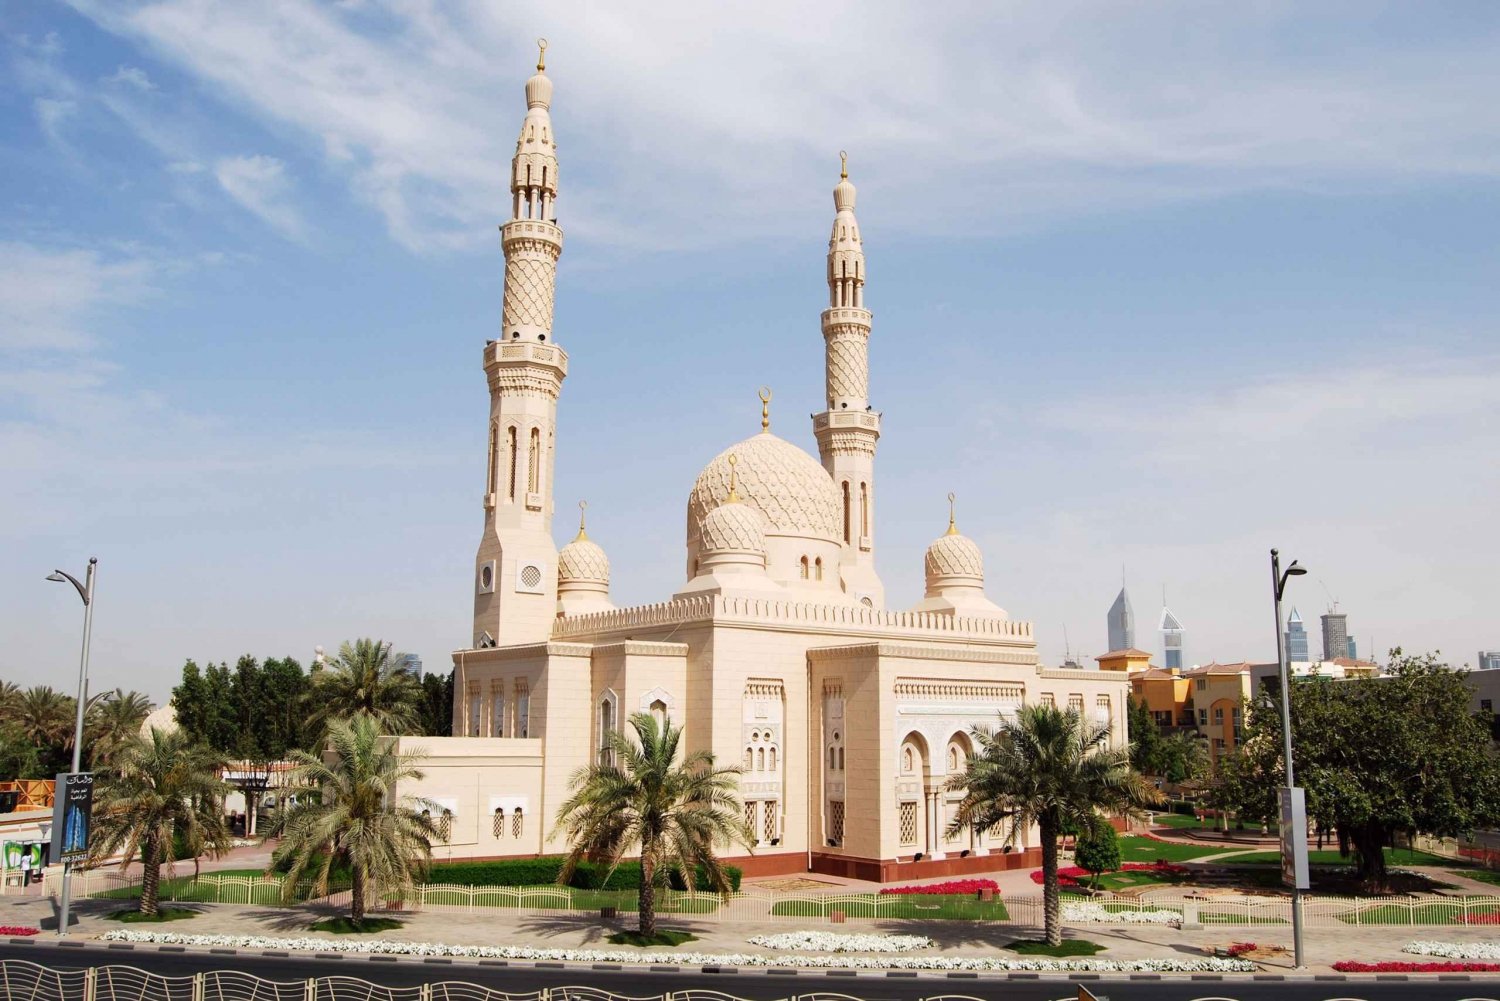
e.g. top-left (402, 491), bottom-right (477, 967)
top-left (839, 150), bottom-right (848, 180)
top-left (536, 38), bottom-right (548, 72)
top-left (759, 386), bottom-right (772, 432)
top-left (574, 498), bottom-right (588, 540)
top-left (946, 492), bottom-right (958, 536)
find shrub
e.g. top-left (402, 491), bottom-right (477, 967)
top-left (880, 879), bottom-right (999, 896)
top-left (1074, 818), bottom-right (1122, 889)
top-left (426, 857), bottom-right (741, 892)
top-left (1333, 960), bottom-right (1500, 972)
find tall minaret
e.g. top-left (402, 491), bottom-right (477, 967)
top-left (812, 153), bottom-right (884, 607)
top-left (472, 40), bottom-right (568, 649)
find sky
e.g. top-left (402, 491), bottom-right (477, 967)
top-left (3, 1), bottom-right (1498, 705)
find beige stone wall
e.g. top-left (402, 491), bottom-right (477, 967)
top-left (392, 736), bottom-right (545, 862)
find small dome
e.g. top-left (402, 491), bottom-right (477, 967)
top-left (559, 536), bottom-right (609, 584)
top-left (701, 502), bottom-right (768, 555)
top-left (688, 432), bottom-right (842, 543)
top-left (925, 532), bottom-right (984, 581)
top-left (525, 70), bottom-right (552, 110)
top-left (833, 176), bottom-right (856, 213)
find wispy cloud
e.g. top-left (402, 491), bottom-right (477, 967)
top-left (0, 242), bottom-right (155, 352)
top-left (63, 1), bottom-right (1500, 253)
top-left (213, 154), bottom-right (306, 240)
top-left (104, 64), bottom-right (155, 90)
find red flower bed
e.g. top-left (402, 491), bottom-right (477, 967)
top-left (1451, 910), bottom-right (1500, 924)
top-left (0, 927), bottom-right (40, 937)
top-left (1029, 860), bottom-right (1188, 887)
top-left (1333, 961), bottom-right (1500, 973)
top-left (879, 878), bottom-right (999, 896)
top-left (1226, 942), bottom-right (1258, 957)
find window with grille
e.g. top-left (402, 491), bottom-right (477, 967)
top-left (438, 810), bottom-right (453, 843)
top-left (493, 809), bottom-right (505, 839)
top-left (516, 686), bottom-right (529, 738)
top-left (744, 801), bottom-right (757, 839)
top-left (829, 801), bottom-right (845, 844)
top-left (1214, 707), bottom-right (1224, 724)
top-left (762, 800), bottom-right (778, 844)
top-left (512, 808), bottom-right (524, 838)
top-left (1198, 708), bottom-right (1208, 725)
top-left (898, 801), bottom-right (918, 845)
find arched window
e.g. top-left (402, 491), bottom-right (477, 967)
top-left (756, 748), bottom-right (765, 771)
top-left (487, 423), bottom-right (499, 494)
top-left (493, 808), bottom-right (505, 839)
top-left (828, 746), bottom-right (836, 770)
top-left (814, 557), bottom-right (824, 581)
top-left (507, 426), bottom-right (518, 499)
top-left (512, 807), bottom-right (524, 838)
top-left (948, 746), bottom-right (960, 771)
top-left (860, 482), bottom-right (869, 538)
top-left (837, 747), bottom-right (845, 770)
top-left (799, 556), bottom-right (809, 579)
top-left (902, 746), bottom-right (914, 773)
top-left (768, 746), bottom-right (777, 770)
top-left (598, 697), bottom-right (615, 765)
top-left (527, 427), bottom-right (541, 493)
top-left (842, 481), bottom-right (851, 543)
top-left (439, 809), bottom-right (453, 843)
top-left (744, 747), bottom-right (754, 770)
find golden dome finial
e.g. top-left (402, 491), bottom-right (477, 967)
top-left (758, 386), bottom-right (772, 432)
top-left (574, 499), bottom-right (588, 541)
top-left (726, 454), bottom-right (741, 503)
top-left (946, 491), bottom-right (959, 536)
top-left (536, 37), bottom-right (548, 72)
top-left (839, 149), bottom-right (848, 181)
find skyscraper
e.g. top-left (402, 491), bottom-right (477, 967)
top-left (1159, 606), bottom-right (1184, 670)
top-left (1346, 636), bottom-right (1358, 660)
top-left (1107, 586), bottom-right (1135, 652)
top-left (1321, 612), bottom-right (1349, 664)
top-left (1284, 607), bottom-right (1310, 664)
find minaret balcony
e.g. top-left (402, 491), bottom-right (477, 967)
top-left (813, 410), bottom-right (882, 433)
top-left (484, 340), bottom-right (569, 373)
top-left (820, 307), bottom-right (872, 330)
top-left (500, 218), bottom-right (563, 250)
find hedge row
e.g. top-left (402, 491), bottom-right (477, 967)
top-left (427, 857), bottom-right (742, 892)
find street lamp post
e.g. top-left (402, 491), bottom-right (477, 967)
top-left (1271, 548), bottom-right (1308, 968)
top-left (46, 557), bottom-right (97, 938)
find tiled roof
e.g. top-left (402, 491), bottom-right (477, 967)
top-left (1096, 648), bottom-right (1154, 660)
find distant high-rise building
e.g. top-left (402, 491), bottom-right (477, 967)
top-left (1321, 612), bottom-right (1349, 664)
top-left (1284, 607), bottom-right (1310, 663)
top-left (1479, 651), bottom-right (1500, 671)
top-left (1159, 606), bottom-right (1185, 670)
top-left (400, 652), bottom-right (424, 678)
top-left (1346, 636), bottom-right (1357, 660)
top-left (1107, 586), bottom-right (1135, 652)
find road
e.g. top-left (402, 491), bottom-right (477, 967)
top-left (4, 940), bottom-right (1500, 1001)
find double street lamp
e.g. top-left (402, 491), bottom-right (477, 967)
top-left (1271, 548), bottom-right (1308, 969)
top-left (46, 557), bottom-right (97, 938)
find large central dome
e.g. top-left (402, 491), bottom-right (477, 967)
top-left (689, 432), bottom-right (841, 542)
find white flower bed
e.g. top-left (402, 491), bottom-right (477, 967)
top-left (747, 930), bottom-right (932, 953)
top-left (1406, 941), bottom-right (1500, 960)
top-left (1062, 902), bottom-right (1182, 927)
top-left (99, 930), bottom-right (1253, 972)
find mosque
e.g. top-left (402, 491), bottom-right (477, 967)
top-left (403, 44), bottom-right (1129, 881)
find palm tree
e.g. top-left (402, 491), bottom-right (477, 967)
top-left (16, 686), bottom-right (75, 769)
top-left (309, 639), bottom-right (424, 736)
top-left (87, 689), bottom-right (155, 768)
top-left (88, 727), bottom-right (231, 917)
top-left (555, 711), bottom-right (750, 938)
top-left (267, 715), bottom-right (437, 925)
top-left (0, 680), bottom-right (21, 720)
top-left (947, 704), bottom-right (1158, 947)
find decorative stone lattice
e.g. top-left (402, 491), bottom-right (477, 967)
top-left (899, 801), bottom-right (918, 845)
top-left (689, 433), bottom-right (842, 542)
top-left (924, 533), bottom-right (985, 579)
top-left (825, 335), bottom-right (869, 401)
top-left (558, 537), bottom-right (609, 583)
top-left (700, 502), bottom-right (768, 554)
top-left (502, 256), bottom-right (556, 331)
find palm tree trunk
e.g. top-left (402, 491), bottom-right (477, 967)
top-left (351, 867), bottom-right (365, 926)
top-left (140, 835), bottom-right (161, 917)
top-left (1040, 816), bottom-right (1061, 947)
top-left (639, 850), bottom-right (657, 938)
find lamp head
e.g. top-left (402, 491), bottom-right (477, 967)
top-left (1286, 562), bottom-right (1307, 576)
top-left (45, 572), bottom-right (67, 583)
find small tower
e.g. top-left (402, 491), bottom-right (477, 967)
top-left (1107, 582), bottom-right (1135, 653)
top-left (911, 494), bottom-right (1006, 617)
top-left (472, 40), bottom-right (569, 648)
top-left (812, 153), bottom-right (884, 607)
top-left (557, 502), bottom-right (612, 617)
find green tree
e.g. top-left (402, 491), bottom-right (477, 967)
top-left (172, 660), bottom-right (237, 753)
top-left (258, 656), bottom-right (312, 756)
top-left (417, 670), bottom-right (455, 736)
top-left (86, 689), bottom-right (154, 768)
top-left (268, 715), bottom-right (437, 925)
top-left (15, 686), bottom-right (75, 774)
top-left (0, 680), bottom-right (21, 719)
top-left (1127, 697), bottom-right (1169, 777)
top-left (88, 727), bottom-right (232, 916)
top-left (947, 704), bottom-right (1158, 946)
top-left (555, 711), bottom-right (750, 938)
top-left (309, 640), bottom-right (424, 737)
top-left (1074, 816), bottom-right (1122, 891)
top-left (0, 723), bottom-right (41, 780)
top-left (1226, 651), bottom-right (1500, 890)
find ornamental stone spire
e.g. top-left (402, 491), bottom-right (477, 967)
top-left (472, 40), bottom-right (569, 651)
top-left (813, 153), bottom-right (884, 607)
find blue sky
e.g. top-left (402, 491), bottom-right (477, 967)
top-left (4, 1), bottom-right (1498, 702)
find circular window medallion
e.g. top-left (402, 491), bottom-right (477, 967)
top-left (520, 564), bottom-right (542, 589)
top-left (480, 565), bottom-right (494, 589)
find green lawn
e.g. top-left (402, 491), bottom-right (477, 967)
top-left (769, 893), bottom-right (1010, 922)
top-left (1455, 868), bottom-right (1500, 887)
top-left (1228, 847), bottom-right (1454, 867)
top-left (1114, 836), bottom-right (1233, 863)
top-left (1199, 911), bottom-right (1288, 925)
top-left (1336, 902), bottom-right (1474, 925)
top-left (1152, 813), bottom-right (1279, 834)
